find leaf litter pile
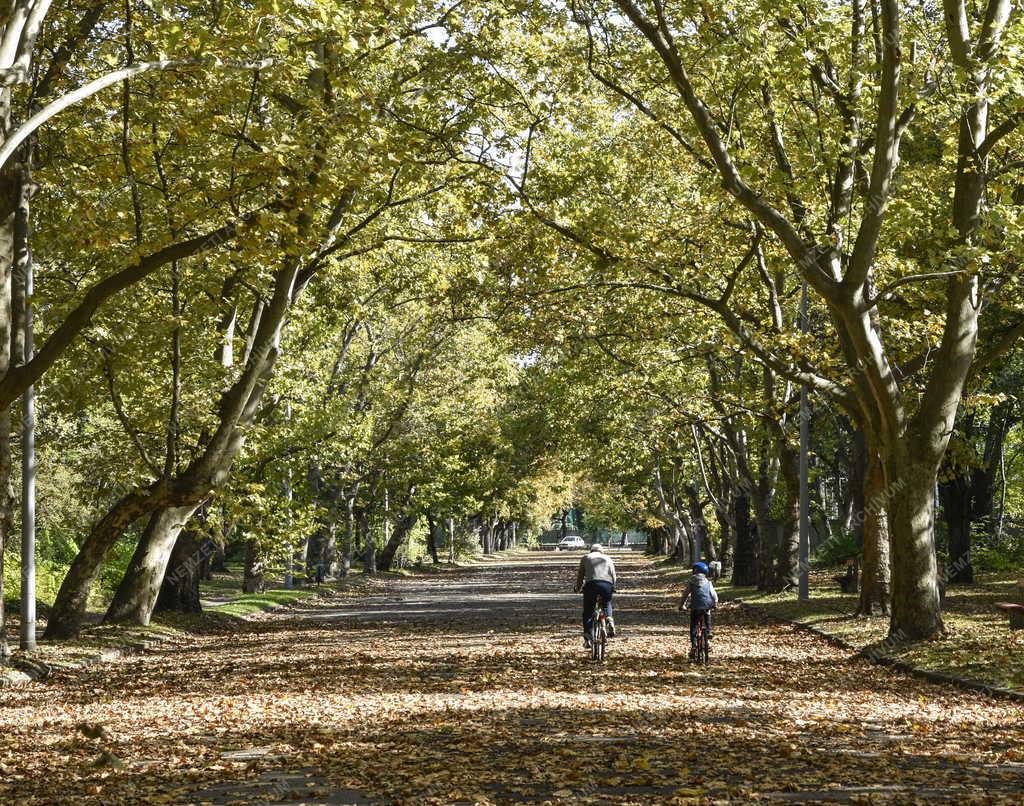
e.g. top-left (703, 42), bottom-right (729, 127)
top-left (1, 555), bottom-right (1022, 805)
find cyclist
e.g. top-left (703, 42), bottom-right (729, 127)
top-left (574, 544), bottom-right (617, 646)
top-left (679, 561), bottom-right (718, 659)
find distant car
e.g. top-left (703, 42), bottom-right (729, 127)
top-left (557, 536), bottom-right (586, 551)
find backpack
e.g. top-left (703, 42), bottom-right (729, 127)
top-left (688, 574), bottom-right (715, 610)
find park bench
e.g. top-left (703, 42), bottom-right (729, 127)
top-left (994, 579), bottom-right (1024, 630)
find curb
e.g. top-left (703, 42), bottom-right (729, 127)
top-left (0, 635), bottom-right (166, 689)
top-left (734, 599), bottom-right (1024, 704)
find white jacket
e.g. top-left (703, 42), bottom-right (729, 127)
top-left (577, 550), bottom-right (617, 588)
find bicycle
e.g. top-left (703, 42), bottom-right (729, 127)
top-left (589, 595), bottom-right (609, 662)
top-left (684, 607), bottom-right (711, 666)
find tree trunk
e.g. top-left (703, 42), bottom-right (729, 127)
top-left (811, 474), bottom-right (834, 550)
top-left (850, 429), bottom-right (868, 547)
top-left (104, 503), bottom-right (202, 625)
top-left (771, 442), bottom-right (801, 592)
top-left (363, 512), bottom-right (376, 574)
top-left (673, 526), bottom-right (688, 562)
top-left (937, 403), bottom-right (1010, 584)
top-left (0, 409), bottom-right (11, 663)
top-left (938, 476), bottom-right (972, 585)
top-left (44, 488), bottom-right (161, 638)
top-left (886, 457), bottom-right (944, 640)
top-left (201, 539), bottom-right (218, 581)
top-left (685, 483), bottom-right (711, 561)
top-left (426, 514), bottom-right (439, 563)
top-left (306, 529), bottom-right (326, 580)
top-left (210, 541), bottom-right (227, 573)
top-left (243, 539), bottom-right (264, 593)
top-left (296, 540), bottom-right (309, 584)
top-left (974, 403), bottom-right (1010, 542)
top-left (858, 448), bottom-right (891, 615)
top-left (714, 509), bottom-right (732, 572)
top-left (322, 524), bottom-right (337, 577)
top-left (774, 510), bottom-right (800, 592)
top-left (731, 488), bottom-right (757, 586)
top-left (752, 493), bottom-right (775, 591)
top-left (341, 494), bottom-right (356, 576)
top-left (652, 469), bottom-right (687, 561)
top-left (377, 512), bottom-right (419, 572)
top-left (155, 530), bottom-right (208, 614)
top-left (837, 461), bottom-right (855, 535)
top-left (488, 522), bottom-right (498, 553)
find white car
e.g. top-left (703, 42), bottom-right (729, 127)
top-left (557, 536), bottom-right (586, 551)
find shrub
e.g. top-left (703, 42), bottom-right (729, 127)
top-left (814, 529), bottom-right (860, 567)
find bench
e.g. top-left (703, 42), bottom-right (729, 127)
top-left (994, 579), bottom-right (1024, 630)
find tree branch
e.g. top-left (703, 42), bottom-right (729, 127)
top-left (943, 0), bottom-right (972, 69)
top-left (845, 0), bottom-right (901, 290)
top-left (969, 317), bottom-right (1024, 380)
top-left (867, 269), bottom-right (966, 305)
top-left (0, 56), bottom-right (274, 170)
top-left (0, 213), bottom-right (253, 409)
top-left (613, 0), bottom-right (837, 298)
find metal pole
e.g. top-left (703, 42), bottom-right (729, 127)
top-left (20, 257), bottom-right (36, 650)
top-left (283, 403), bottom-right (293, 589)
top-left (798, 281), bottom-right (810, 602)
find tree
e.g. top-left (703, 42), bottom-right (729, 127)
top-left (467, 0), bottom-right (1024, 639)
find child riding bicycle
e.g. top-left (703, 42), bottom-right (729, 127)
top-left (678, 561), bottom-right (718, 657)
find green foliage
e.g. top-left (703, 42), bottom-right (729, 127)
top-left (971, 527), bottom-right (1024, 574)
top-left (2, 549), bottom-right (87, 611)
top-left (814, 530), bottom-right (861, 567)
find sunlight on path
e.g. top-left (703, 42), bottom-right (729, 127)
top-left (2, 553), bottom-right (1022, 804)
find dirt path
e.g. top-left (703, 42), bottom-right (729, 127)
top-left (2, 553), bottom-right (1022, 804)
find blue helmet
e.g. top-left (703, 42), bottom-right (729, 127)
top-left (693, 562), bottom-right (709, 575)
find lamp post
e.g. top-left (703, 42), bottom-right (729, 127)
top-left (19, 178), bottom-right (36, 650)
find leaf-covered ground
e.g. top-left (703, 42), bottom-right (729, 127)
top-left (1, 553), bottom-right (1022, 805)
top-left (720, 569), bottom-right (1024, 692)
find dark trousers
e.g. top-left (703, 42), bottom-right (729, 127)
top-left (582, 580), bottom-right (614, 638)
top-left (690, 608), bottom-right (712, 644)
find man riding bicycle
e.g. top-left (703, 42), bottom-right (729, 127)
top-left (679, 561), bottom-right (718, 658)
top-left (574, 544), bottom-right (617, 647)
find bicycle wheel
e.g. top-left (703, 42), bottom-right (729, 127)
top-left (596, 618), bottom-right (607, 662)
top-left (701, 630), bottom-right (710, 666)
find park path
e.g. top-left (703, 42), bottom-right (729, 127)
top-left (2, 552), bottom-right (1023, 805)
